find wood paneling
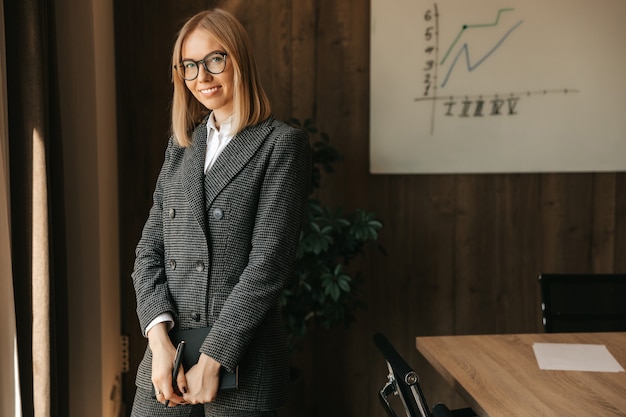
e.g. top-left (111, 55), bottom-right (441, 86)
top-left (114, 1), bottom-right (626, 416)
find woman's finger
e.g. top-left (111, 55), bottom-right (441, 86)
top-left (154, 387), bottom-right (164, 403)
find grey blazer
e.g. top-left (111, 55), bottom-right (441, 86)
top-left (132, 115), bottom-right (311, 411)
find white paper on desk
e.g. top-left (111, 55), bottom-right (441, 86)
top-left (533, 343), bottom-right (625, 372)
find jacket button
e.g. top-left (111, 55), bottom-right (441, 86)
top-left (168, 208), bottom-right (176, 218)
top-left (212, 208), bottom-right (223, 220)
top-left (169, 259), bottom-right (176, 269)
top-left (195, 261), bottom-right (205, 272)
top-left (192, 313), bottom-right (201, 322)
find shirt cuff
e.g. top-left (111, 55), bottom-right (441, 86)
top-left (144, 313), bottom-right (174, 337)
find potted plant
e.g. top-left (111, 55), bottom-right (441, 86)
top-left (280, 118), bottom-right (384, 352)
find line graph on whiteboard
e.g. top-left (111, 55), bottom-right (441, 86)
top-left (415, 4), bottom-right (579, 135)
top-left (369, 0), bottom-right (626, 174)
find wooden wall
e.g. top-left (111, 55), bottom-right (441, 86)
top-left (114, 1), bottom-right (626, 416)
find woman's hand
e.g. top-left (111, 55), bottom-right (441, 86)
top-left (183, 353), bottom-right (221, 404)
top-left (148, 323), bottom-right (188, 406)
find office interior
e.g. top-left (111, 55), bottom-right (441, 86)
top-left (1, 0), bottom-right (625, 416)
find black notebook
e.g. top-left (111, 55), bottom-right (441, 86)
top-left (150, 326), bottom-right (238, 397)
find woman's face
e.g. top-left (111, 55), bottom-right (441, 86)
top-left (181, 28), bottom-right (234, 125)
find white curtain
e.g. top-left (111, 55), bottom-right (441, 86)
top-left (0, 0), bottom-right (22, 415)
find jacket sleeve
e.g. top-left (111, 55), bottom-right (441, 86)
top-left (131, 138), bottom-right (178, 334)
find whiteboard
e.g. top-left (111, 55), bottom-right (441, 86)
top-left (370, 0), bottom-right (626, 173)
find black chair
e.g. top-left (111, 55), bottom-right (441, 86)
top-left (373, 333), bottom-right (475, 417)
top-left (538, 273), bottom-right (626, 333)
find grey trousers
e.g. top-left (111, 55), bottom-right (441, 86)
top-left (130, 387), bottom-right (278, 417)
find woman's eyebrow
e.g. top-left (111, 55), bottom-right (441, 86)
top-left (181, 50), bottom-right (225, 61)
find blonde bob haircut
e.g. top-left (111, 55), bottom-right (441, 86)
top-left (170, 9), bottom-right (271, 147)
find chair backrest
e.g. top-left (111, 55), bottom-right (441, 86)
top-left (373, 332), bottom-right (432, 417)
top-left (538, 273), bottom-right (626, 333)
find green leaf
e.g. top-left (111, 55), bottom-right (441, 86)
top-left (337, 278), bottom-right (351, 292)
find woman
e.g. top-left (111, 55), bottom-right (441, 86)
top-left (130, 8), bottom-right (311, 417)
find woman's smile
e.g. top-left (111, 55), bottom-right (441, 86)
top-left (199, 86), bottom-right (221, 95)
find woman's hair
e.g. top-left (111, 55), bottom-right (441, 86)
top-left (170, 9), bottom-right (271, 147)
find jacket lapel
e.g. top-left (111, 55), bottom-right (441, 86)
top-left (204, 118), bottom-right (273, 207)
top-left (182, 122), bottom-right (208, 235)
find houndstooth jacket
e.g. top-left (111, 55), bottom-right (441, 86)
top-left (131, 115), bottom-right (311, 412)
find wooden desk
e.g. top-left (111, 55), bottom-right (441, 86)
top-left (416, 333), bottom-right (626, 417)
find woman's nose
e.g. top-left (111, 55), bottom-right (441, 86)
top-left (197, 64), bottom-right (213, 81)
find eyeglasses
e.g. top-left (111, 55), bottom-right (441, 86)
top-left (176, 52), bottom-right (227, 81)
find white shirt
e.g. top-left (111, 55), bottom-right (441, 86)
top-left (144, 113), bottom-right (235, 337)
top-left (204, 113), bottom-right (234, 173)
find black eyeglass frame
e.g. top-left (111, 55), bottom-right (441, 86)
top-left (175, 52), bottom-right (228, 81)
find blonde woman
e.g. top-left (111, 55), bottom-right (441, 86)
top-left (130, 9), bottom-right (310, 417)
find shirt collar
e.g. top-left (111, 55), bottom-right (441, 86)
top-left (206, 112), bottom-right (233, 136)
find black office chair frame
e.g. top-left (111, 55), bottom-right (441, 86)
top-left (373, 333), bottom-right (474, 417)
top-left (539, 273), bottom-right (626, 333)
